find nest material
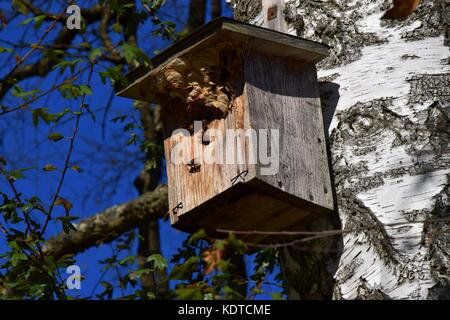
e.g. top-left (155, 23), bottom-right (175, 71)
top-left (152, 42), bottom-right (241, 120)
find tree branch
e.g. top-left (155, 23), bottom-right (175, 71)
top-left (99, 4), bottom-right (123, 63)
top-left (211, 0), bottom-right (222, 19)
top-left (185, 0), bottom-right (206, 33)
top-left (134, 103), bottom-right (167, 295)
top-left (42, 185), bottom-right (168, 260)
top-left (0, 3), bottom-right (104, 100)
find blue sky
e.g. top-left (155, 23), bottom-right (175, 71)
top-left (0, 0), bottom-right (282, 299)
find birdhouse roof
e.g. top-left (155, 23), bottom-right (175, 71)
top-left (116, 17), bottom-right (330, 101)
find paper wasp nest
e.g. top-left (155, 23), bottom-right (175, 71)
top-left (150, 42), bottom-right (242, 120)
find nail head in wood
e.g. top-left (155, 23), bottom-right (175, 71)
top-left (267, 5), bottom-right (278, 21)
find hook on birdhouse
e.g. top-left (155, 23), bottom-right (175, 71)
top-left (230, 169), bottom-right (249, 186)
top-left (172, 202), bottom-right (183, 215)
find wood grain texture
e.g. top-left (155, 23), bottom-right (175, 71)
top-left (244, 51), bottom-right (334, 212)
top-left (160, 50), bottom-right (333, 243)
top-left (162, 89), bottom-right (257, 226)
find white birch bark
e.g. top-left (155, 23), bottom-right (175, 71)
top-left (232, 0), bottom-right (450, 299)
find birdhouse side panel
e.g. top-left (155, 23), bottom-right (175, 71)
top-left (243, 52), bottom-right (334, 212)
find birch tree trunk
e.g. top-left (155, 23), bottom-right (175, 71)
top-left (232, 0), bottom-right (450, 299)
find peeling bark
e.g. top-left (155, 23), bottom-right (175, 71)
top-left (233, 0), bottom-right (450, 299)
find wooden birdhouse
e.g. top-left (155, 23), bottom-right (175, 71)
top-left (116, 17), bottom-right (334, 244)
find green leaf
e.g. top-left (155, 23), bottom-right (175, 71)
top-left (78, 85), bottom-right (92, 95)
top-left (47, 49), bottom-right (66, 58)
top-left (119, 256), bottom-right (136, 266)
top-left (0, 47), bottom-right (12, 53)
top-left (12, 0), bottom-right (29, 14)
top-left (52, 59), bottom-right (83, 74)
top-left (20, 17), bottom-right (36, 26)
top-left (175, 286), bottom-right (204, 300)
top-left (147, 254), bottom-right (167, 271)
top-left (188, 229), bottom-right (208, 245)
top-left (58, 84), bottom-right (92, 99)
top-left (169, 256), bottom-right (201, 280)
top-left (97, 281), bottom-right (113, 300)
top-left (29, 284), bottom-right (47, 297)
top-left (57, 254), bottom-right (76, 267)
top-left (112, 22), bottom-right (122, 33)
top-left (43, 164), bottom-right (57, 172)
top-left (122, 43), bottom-right (135, 65)
top-left (226, 233), bottom-right (247, 254)
top-left (99, 65), bottom-right (127, 86)
top-left (32, 108), bottom-right (48, 126)
top-left (33, 15), bottom-right (47, 29)
top-left (6, 167), bottom-right (34, 180)
top-left (54, 198), bottom-right (73, 214)
top-left (10, 210), bottom-right (23, 224)
top-left (144, 159), bottom-right (156, 170)
top-left (48, 132), bottom-right (64, 142)
top-left (213, 239), bottom-right (225, 250)
top-left (10, 252), bottom-right (28, 267)
top-left (126, 133), bottom-right (137, 145)
top-left (223, 286), bottom-right (244, 299)
top-left (129, 268), bottom-right (151, 280)
top-left (19, 14), bottom-right (47, 29)
top-left (32, 108), bottom-right (70, 126)
top-left (123, 122), bottom-right (136, 132)
top-left (270, 292), bottom-right (284, 300)
top-left (71, 165), bottom-right (82, 173)
top-left (122, 43), bottom-right (151, 67)
top-left (89, 47), bottom-right (103, 62)
top-left (12, 85), bottom-right (40, 99)
top-left (140, 140), bottom-right (163, 154)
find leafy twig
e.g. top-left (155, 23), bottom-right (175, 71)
top-left (39, 63), bottom-right (94, 237)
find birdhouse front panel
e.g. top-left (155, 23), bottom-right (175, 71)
top-left (160, 88), bottom-right (258, 227)
top-left (116, 18), bottom-right (334, 244)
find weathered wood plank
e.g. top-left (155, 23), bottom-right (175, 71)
top-left (162, 92), bottom-right (257, 225)
top-left (244, 51), bottom-right (334, 211)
